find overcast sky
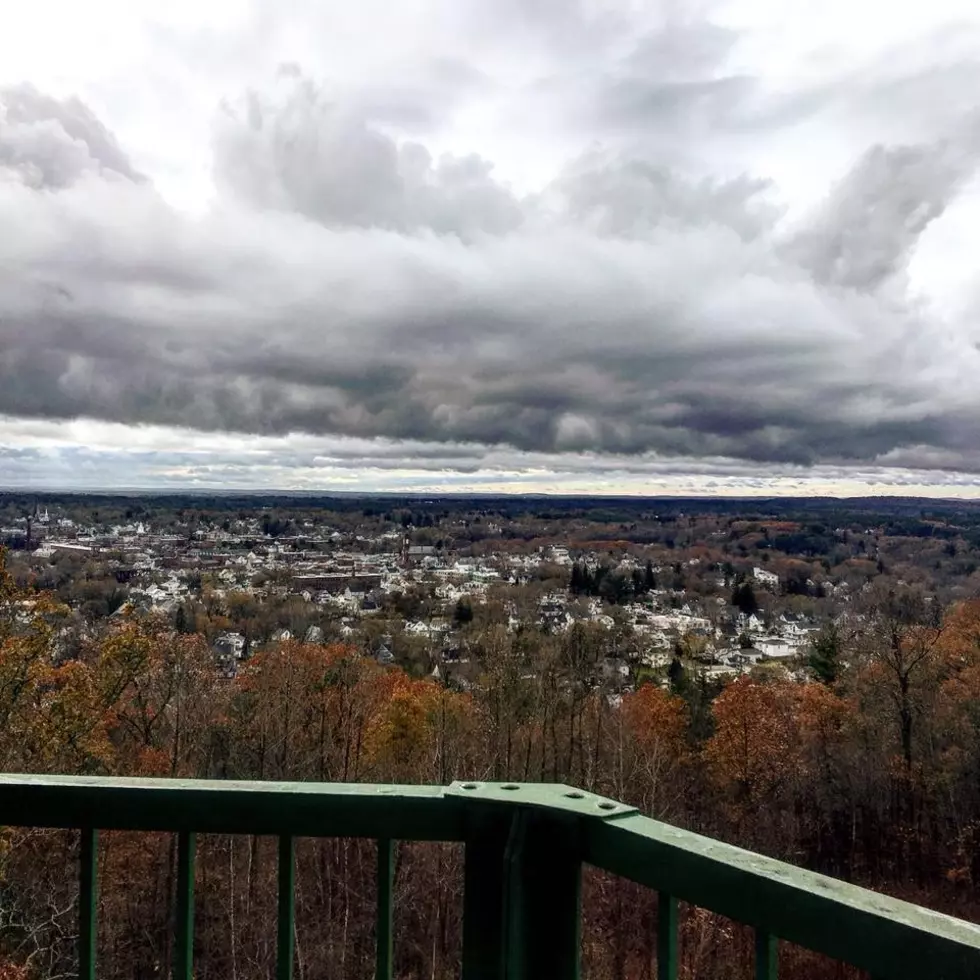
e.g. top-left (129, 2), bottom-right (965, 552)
top-left (4, 0), bottom-right (980, 496)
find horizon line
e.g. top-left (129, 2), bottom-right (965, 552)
top-left (2, 486), bottom-right (980, 504)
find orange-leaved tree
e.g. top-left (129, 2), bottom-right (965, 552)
top-left (94, 614), bottom-right (224, 777)
top-left (704, 676), bottom-right (802, 842)
top-left (616, 682), bottom-right (688, 818)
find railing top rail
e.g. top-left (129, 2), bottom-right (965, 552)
top-left (584, 811), bottom-right (980, 979)
top-left (0, 773), bottom-right (461, 840)
top-left (0, 774), bottom-right (977, 979)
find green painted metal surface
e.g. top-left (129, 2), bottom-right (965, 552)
top-left (0, 775), bottom-right (976, 979)
top-left (376, 838), bottom-right (394, 980)
top-left (460, 804), bottom-right (511, 980)
top-left (503, 811), bottom-right (529, 980)
top-left (583, 811), bottom-right (980, 979)
top-left (755, 929), bottom-right (777, 980)
top-left (657, 892), bottom-right (678, 980)
top-left (460, 803), bottom-right (581, 980)
top-left (78, 828), bottom-right (97, 980)
top-left (0, 774), bottom-right (459, 840)
top-left (511, 809), bottom-right (581, 980)
top-left (447, 779), bottom-right (635, 819)
top-left (499, 809), bottom-right (582, 980)
top-left (174, 830), bottom-right (195, 980)
top-left (277, 835), bottom-right (295, 980)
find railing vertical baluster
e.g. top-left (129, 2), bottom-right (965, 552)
top-left (277, 835), bottom-right (295, 980)
top-left (657, 892), bottom-right (678, 980)
top-left (755, 928), bottom-right (777, 980)
top-left (376, 838), bottom-right (394, 980)
top-left (79, 828), bottom-right (98, 980)
top-left (174, 830), bottom-right (196, 980)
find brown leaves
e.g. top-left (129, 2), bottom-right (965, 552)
top-left (94, 618), bottom-right (222, 776)
top-left (228, 640), bottom-right (477, 783)
top-left (621, 683), bottom-right (688, 759)
top-left (363, 673), bottom-right (475, 782)
top-left (705, 677), bottom-right (852, 812)
top-left (0, 552), bottom-right (82, 771)
top-left (31, 659), bottom-right (113, 771)
top-left (705, 677), bottom-right (800, 809)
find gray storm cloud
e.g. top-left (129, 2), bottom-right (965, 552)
top-left (213, 75), bottom-right (523, 238)
top-left (2, 63), bottom-right (980, 474)
top-left (784, 125), bottom-right (980, 292)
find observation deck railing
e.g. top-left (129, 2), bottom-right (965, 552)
top-left (0, 775), bottom-right (978, 979)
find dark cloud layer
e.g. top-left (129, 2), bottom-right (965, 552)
top-left (3, 39), bottom-right (980, 478)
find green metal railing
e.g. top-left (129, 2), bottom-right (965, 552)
top-left (0, 775), bottom-right (978, 979)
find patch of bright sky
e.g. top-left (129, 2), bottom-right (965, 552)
top-left (3, 418), bottom-right (980, 497)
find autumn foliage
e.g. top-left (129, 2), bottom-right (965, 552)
top-left (2, 552), bottom-right (980, 978)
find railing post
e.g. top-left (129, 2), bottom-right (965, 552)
top-left (461, 807), bottom-right (511, 980)
top-left (503, 811), bottom-right (530, 979)
top-left (376, 838), bottom-right (394, 980)
top-left (461, 804), bottom-right (581, 980)
top-left (657, 892), bottom-right (678, 980)
top-left (277, 835), bottom-right (295, 980)
top-left (508, 809), bottom-right (581, 980)
top-left (174, 831), bottom-right (196, 980)
top-left (755, 928), bottom-right (777, 980)
top-left (79, 828), bottom-right (98, 980)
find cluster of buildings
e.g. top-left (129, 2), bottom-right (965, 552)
top-left (9, 507), bottom-right (825, 693)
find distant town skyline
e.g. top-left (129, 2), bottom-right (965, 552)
top-left (4, 1), bottom-right (980, 495)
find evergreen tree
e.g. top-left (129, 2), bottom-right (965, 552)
top-left (453, 598), bottom-right (474, 627)
top-left (807, 623), bottom-right (842, 685)
top-left (732, 581), bottom-right (759, 617)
